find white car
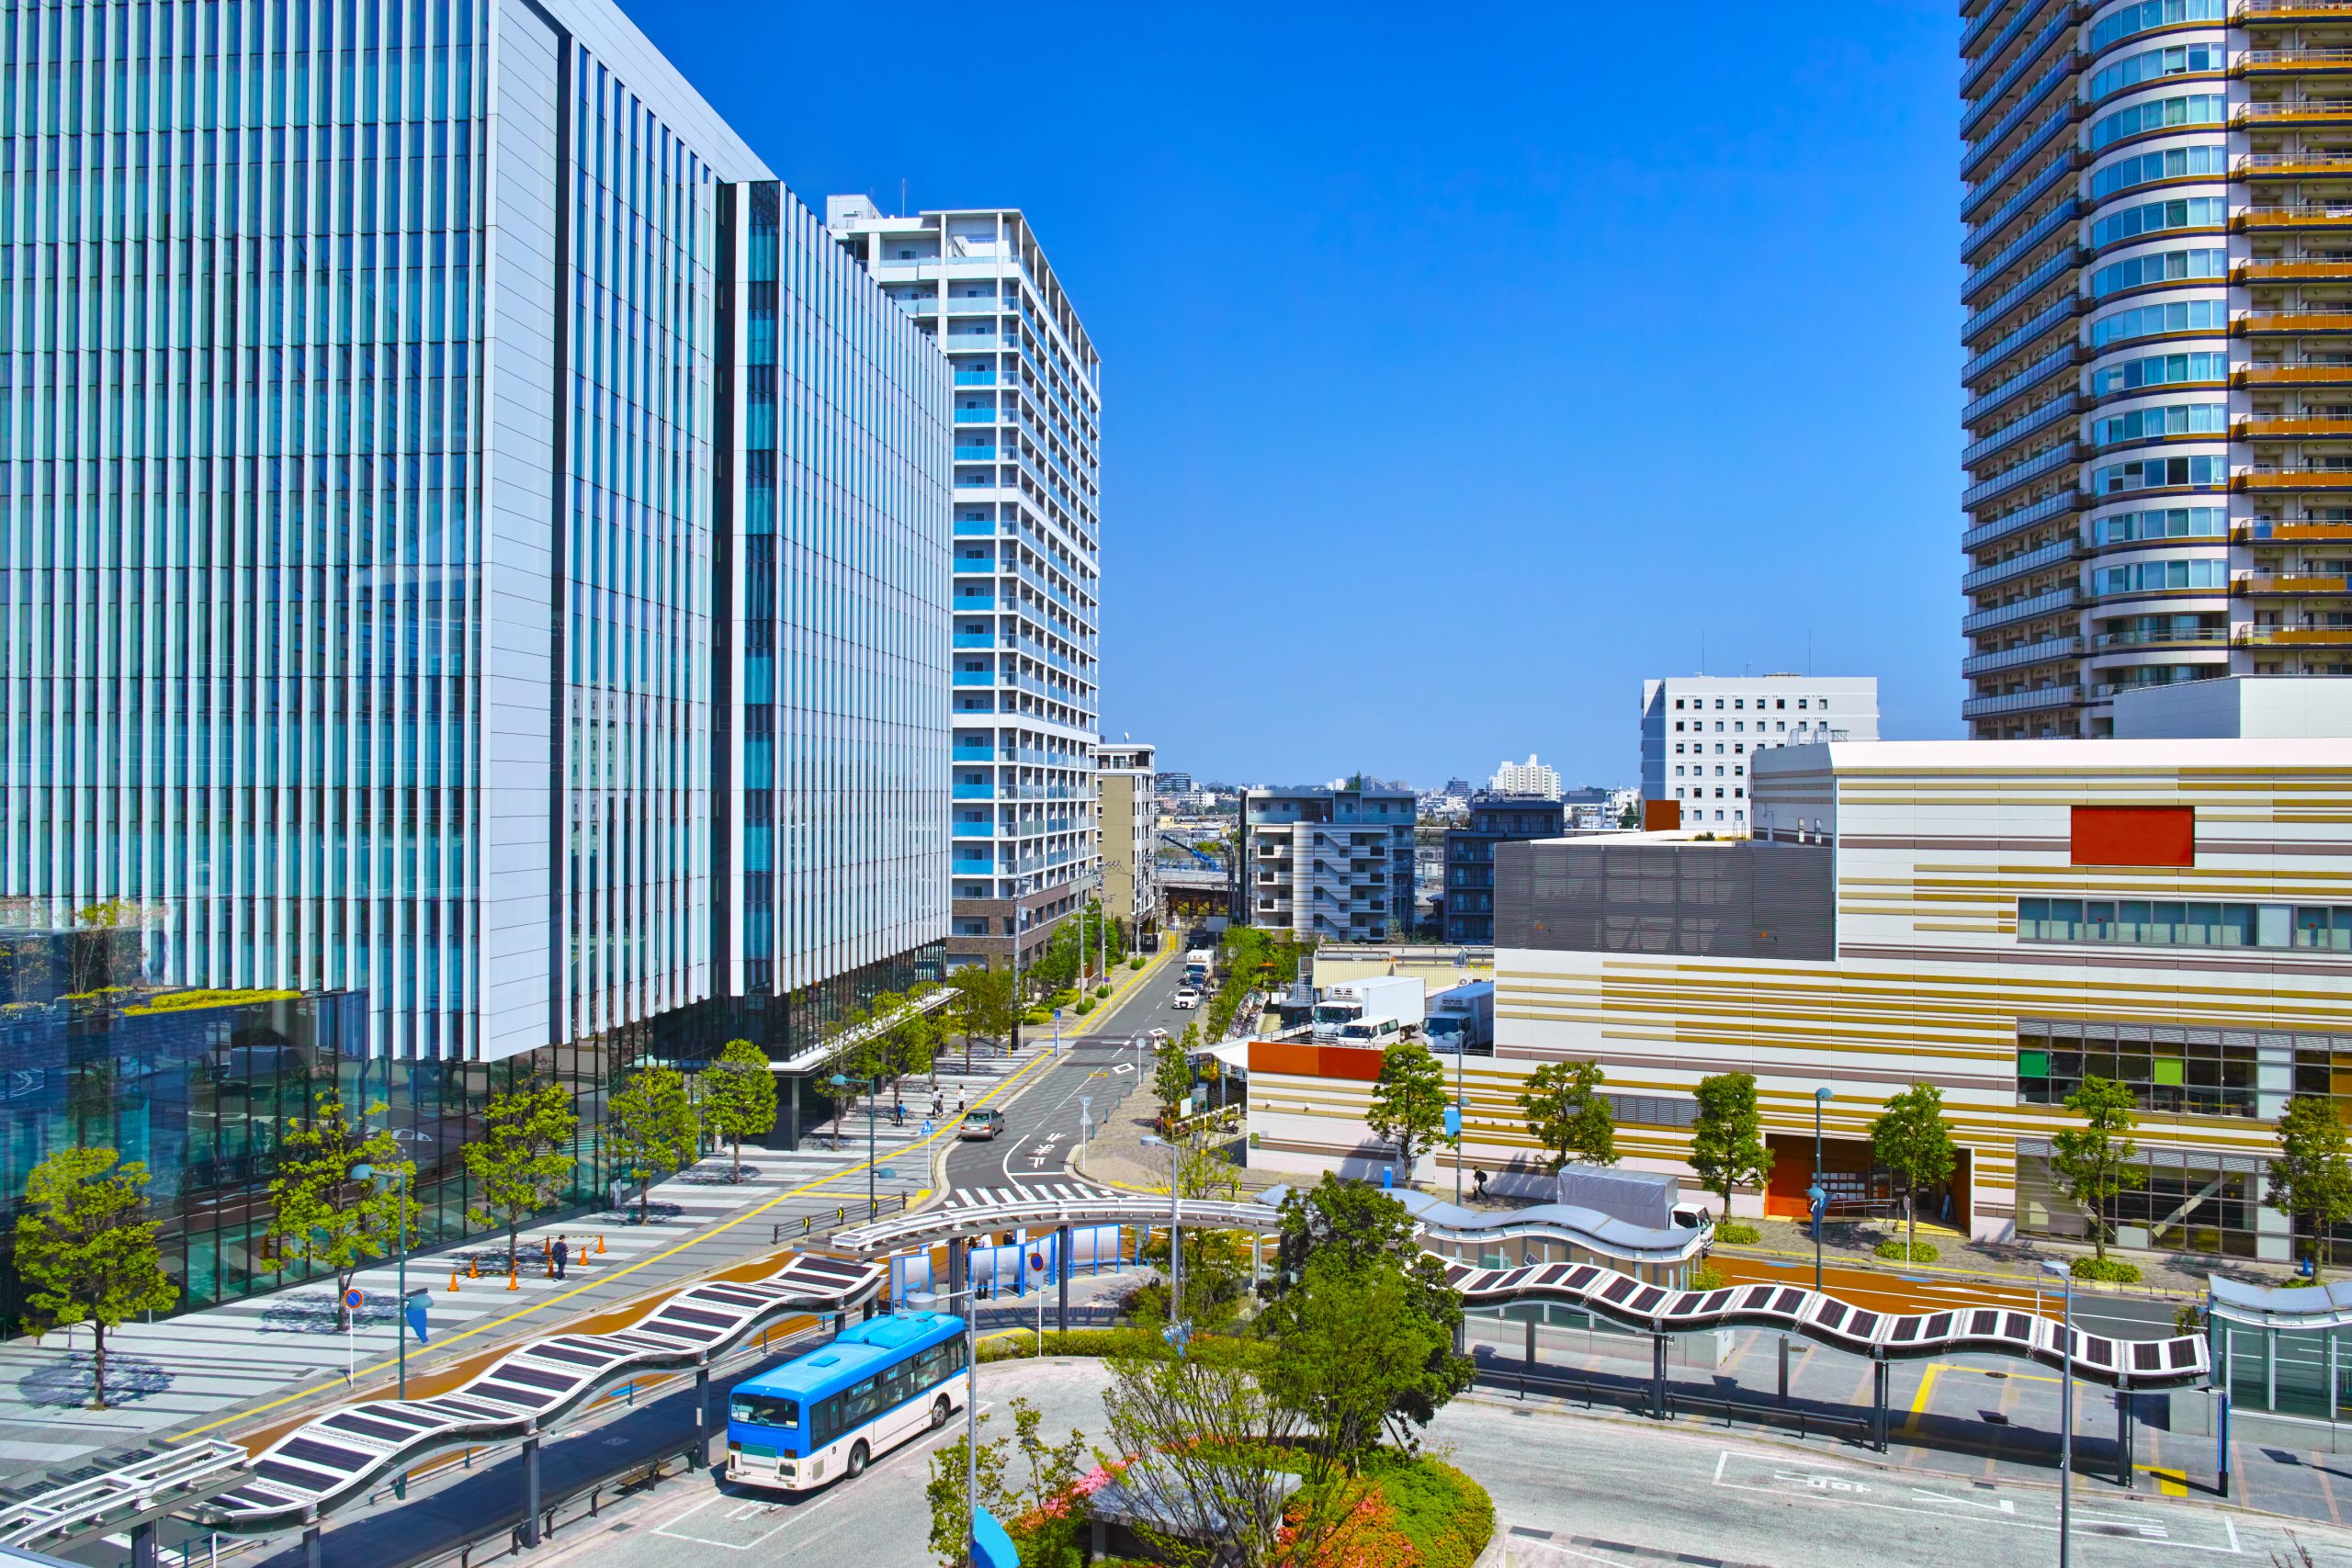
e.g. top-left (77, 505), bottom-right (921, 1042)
top-left (1171, 988), bottom-right (1201, 1010)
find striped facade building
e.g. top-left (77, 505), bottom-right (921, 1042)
top-left (1250, 733), bottom-right (2352, 1264)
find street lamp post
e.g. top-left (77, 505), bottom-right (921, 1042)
top-left (1140, 1134), bottom-right (1182, 1314)
top-left (2041, 1258), bottom-right (2074, 1568)
top-left (907, 1286), bottom-right (982, 1565)
top-left (1811, 1088), bottom-right (1834, 1294)
top-left (1453, 1045), bottom-right (1464, 1205)
top-left (828, 1074), bottom-right (876, 1216)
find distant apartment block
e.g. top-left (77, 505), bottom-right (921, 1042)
top-left (1443, 795), bottom-right (1566, 944)
top-left (1243, 785), bottom-right (1417, 940)
top-left (1095, 741), bottom-right (1160, 942)
top-left (829, 199), bottom-right (1102, 973)
top-left (1640, 677), bottom-right (1880, 830)
top-left (1489, 754), bottom-right (1563, 798)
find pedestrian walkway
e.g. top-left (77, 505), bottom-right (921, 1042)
top-left (0, 1047), bottom-right (1049, 1484)
top-left (938, 1179), bottom-right (1112, 1209)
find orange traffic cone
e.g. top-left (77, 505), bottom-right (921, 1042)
top-left (468, 1256), bottom-right (480, 1280)
top-left (596, 1233), bottom-right (606, 1255)
top-left (545, 1251), bottom-right (555, 1278)
top-left (448, 1268), bottom-right (460, 1293)
top-left (506, 1266), bottom-right (519, 1292)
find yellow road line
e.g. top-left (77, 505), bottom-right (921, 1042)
top-left (1901, 1363), bottom-right (1946, 1438)
top-left (171, 1046), bottom-right (1058, 1442)
top-left (2142, 1465), bottom-right (2189, 1498)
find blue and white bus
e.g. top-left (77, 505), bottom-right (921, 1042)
top-left (724, 1310), bottom-right (968, 1491)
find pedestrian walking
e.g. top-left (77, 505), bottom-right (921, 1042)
top-left (1472, 1168), bottom-right (1489, 1202)
top-left (892, 1100), bottom-right (906, 1127)
top-left (553, 1235), bottom-right (571, 1280)
top-left (957, 1093), bottom-right (967, 1115)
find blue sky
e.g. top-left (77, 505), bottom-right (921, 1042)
top-left (628, 1), bottom-right (1962, 789)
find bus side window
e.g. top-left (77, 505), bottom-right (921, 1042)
top-left (812, 1394), bottom-right (842, 1447)
top-left (882, 1363), bottom-right (914, 1410)
top-left (846, 1378), bottom-right (880, 1422)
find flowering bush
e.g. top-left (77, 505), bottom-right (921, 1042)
top-left (1283, 1457), bottom-right (1494, 1568)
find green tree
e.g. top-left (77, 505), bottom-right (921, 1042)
top-left (607, 1066), bottom-right (698, 1222)
top-left (1870, 1082), bottom-right (1957, 1258)
top-left (1266, 1249), bottom-right (1447, 1476)
top-left (1097, 1336), bottom-right (1302, 1568)
top-left (925, 1395), bottom-right (1088, 1568)
top-left (462, 1078), bottom-right (579, 1272)
top-left (1153, 1028), bottom-right (1196, 1127)
top-left (2272, 1095), bottom-right (2352, 1280)
top-left (699, 1039), bottom-right (778, 1183)
top-left (1266, 1176), bottom-right (1473, 1455)
top-left (950, 964), bottom-right (1016, 1071)
top-left (1365, 1042), bottom-right (1452, 1185)
top-left (1689, 1071), bottom-right (1773, 1224)
top-left (2051, 1076), bottom-right (2140, 1264)
top-left (267, 1089), bottom-right (414, 1328)
top-left (14, 1147), bottom-right (176, 1409)
top-left (1519, 1059), bottom-right (1616, 1171)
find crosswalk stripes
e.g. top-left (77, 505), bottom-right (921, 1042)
top-left (940, 1180), bottom-right (1110, 1209)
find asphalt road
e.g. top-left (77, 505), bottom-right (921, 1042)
top-left (939, 957), bottom-right (1199, 1201)
top-left (514, 1358), bottom-right (2352, 1568)
top-left (1715, 1253), bottom-right (2186, 1340)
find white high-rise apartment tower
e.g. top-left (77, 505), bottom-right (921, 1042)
top-left (1962, 1), bottom-right (2352, 738)
top-left (1489, 755), bottom-right (1563, 798)
top-left (1640, 677), bottom-right (1880, 830)
top-left (829, 199), bottom-right (1103, 973)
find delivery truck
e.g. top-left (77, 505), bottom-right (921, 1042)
top-left (1311, 975), bottom-right (1426, 1041)
top-left (1424, 981), bottom-right (1495, 1055)
top-left (1556, 1162), bottom-right (1713, 1234)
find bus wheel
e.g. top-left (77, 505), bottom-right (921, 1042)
top-left (930, 1396), bottom-right (952, 1430)
top-left (845, 1441), bottom-right (869, 1479)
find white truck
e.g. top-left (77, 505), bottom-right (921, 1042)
top-left (1557, 1162), bottom-right (1713, 1235)
top-left (1424, 981), bottom-right (1495, 1055)
top-left (1183, 948), bottom-right (1216, 987)
top-left (1311, 975), bottom-right (1426, 1042)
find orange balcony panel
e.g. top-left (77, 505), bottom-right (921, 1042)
top-left (2236, 261), bottom-right (2352, 281)
top-left (2243, 1), bottom-right (2352, 17)
top-left (2234, 573), bottom-right (2352, 593)
top-left (2239, 312), bottom-right (2352, 334)
top-left (2241, 51), bottom-right (2352, 75)
top-left (2236, 521), bottom-right (2352, 541)
top-left (2238, 156), bottom-right (2352, 178)
top-left (2239, 470), bottom-right (2352, 490)
top-left (2239, 365), bottom-right (2352, 385)
top-left (2238, 101), bottom-right (2352, 125)
top-left (2237, 626), bottom-right (2352, 645)
top-left (2236, 417), bottom-right (2352, 436)
top-left (2239, 208), bottom-right (2352, 230)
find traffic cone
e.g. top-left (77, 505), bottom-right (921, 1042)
top-left (546, 1251), bottom-right (555, 1278)
top-left (596, 1233), bottom-right (606, 1255)
top-left (468, 1256), bottom-right (479, 1280)
top-left (448, 1268), bottom-right (460, 1293)
top-left (507, 1266), bottom-right (519, 1292)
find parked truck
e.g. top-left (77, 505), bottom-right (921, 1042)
top-left (1556, 1162), bottom-right (1713, 1235)
top-left (1424, 981), bottom-right (1495, 1055)
top-left (1311, 975), bottom-right (1426, 1042)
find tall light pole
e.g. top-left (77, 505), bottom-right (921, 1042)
top-left (1453, 1044), bottom-right (1465, 1205)
top-left (829, 1073), bottom-right (876, 1215)
top-left (2041, 1258), bottom-right (2074, 1567)
top-left (909, 1286), bottom-right (981, 1564)
top-left (1811, 1088), bottom-right (1834, 1294)
top-left (1140, 1133), bottom-right (1182, 1314)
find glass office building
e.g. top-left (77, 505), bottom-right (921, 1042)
top-left (0, 0), bottom-right (948, 1209)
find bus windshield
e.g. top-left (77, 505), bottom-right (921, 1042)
top-left (729, 1393), bottom-right (799, 1428)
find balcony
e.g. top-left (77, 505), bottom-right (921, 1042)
top-left (2236, 153), bottom-right (2352, 180)
top-left (1962, 441), bottom-right (2078, 511)
top-left (2238, 206), bottom-right (2352, 232)
top-left (2236, 415), bottom-right (2352, 438)
top-left (2237, 626), bottom-right (2352, 644)
top-left (2236, 572), bottom-right (2352, 593)
top-left (1960, 683), bottom-right (2084, 719)
top-left (952, 784), bottom-right (995, 800)
top-left (2237, 98), bottom-right (2352, 128)
top-left (1962, 583), bottom-right (2082, 634)
top-left (952, 671), bottom-right (993, 688)
top-left (952, 821), bottom-right (996, 839)
top-left (2236, 257), bottom-right (2352, 283)
top-left (1961, 536), bottom-right (2081, 593)
top-left (2241, 0), bottom-right (2352, 17)
top-left (2093, 624), bottom-right (2231, 649)
top-left (953, 368), bottom-right (999, 386)
top-left (2238, 363), bottom-right (2352, 387)
top-left (2240, 50), bottom-right (2352, 75)
top-left (1962, 488), bottom-right (2082, 552)
top-left (1961, 633), bottom-right (2083, 676)
top-left (2237, 518), bottom-right (2352, 541)
top-left (2237, 311), bottom-right (2352, 336)
top-left (2239, 466), bottom-right (2352, 490)
top-left (953, 632), bottom-right (996, 649)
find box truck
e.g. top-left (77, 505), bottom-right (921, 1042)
top-left (1311, 976), bottom-right (1425, 1041)
top-left (1556, 1162), bottom-right (1713, 1234)
top-left (1424, 981), bottom-right (1495, 1055)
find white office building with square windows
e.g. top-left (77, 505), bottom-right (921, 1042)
top-left (1639, 677), bottom-right (1881, 830)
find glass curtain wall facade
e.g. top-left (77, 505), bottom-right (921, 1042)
top-left (1962, 1), bottom-right (2352, 739)
top-left (0, 2), bottom-right (950, 1323)
top-left (825, 199), bottom-right (1102, 976)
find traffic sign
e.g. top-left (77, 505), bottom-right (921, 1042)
top-left (344, 1288), bottom-right (366, 1312)
top-left (1029, 1252), bottom-right (1045, 1269)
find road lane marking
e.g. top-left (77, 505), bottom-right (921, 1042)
top-left (2143, 1466), bottom-right (2190, 1498)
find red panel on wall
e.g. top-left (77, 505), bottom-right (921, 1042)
top-left (2070, 805), bottom-right (2194, 867)
top-left (1642, 798), bottom-right (1681, 831)
top-left (1248, 1041), bottom-right (1385, 1082)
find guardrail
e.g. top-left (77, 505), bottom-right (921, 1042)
top-left (774, 1192), bottom-right (910, 1246)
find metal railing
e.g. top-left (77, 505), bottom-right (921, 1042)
top-left (773, 1191), bottom-right (912, 1246)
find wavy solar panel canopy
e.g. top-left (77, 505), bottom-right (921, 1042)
top-left (1444, 1259), bottom-right (2210, 1390)
top-left (193, 1253), bottom-right (883, 1533)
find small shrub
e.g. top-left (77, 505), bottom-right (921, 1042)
top-left (2071, 1256), bottom-right (2142, 1283)
top-left (1129, 955), bottom-right (1146, 970)
top-left (2174, 1303), bottom-right (2205, 1335)
top-left (977, 1327), bottom-right (1148, 1362)
top-left (1690, 1261), bottom-right (1728, 1292)
top-left (1289, 1457), bottom-right (1493, 1568)
top-left (1074, 998), bottom-right (1095, 1016)
top-left (1713, 1221), bottom-right (1760, 1246)
top-left (1023, 1009), bottom-right (1051, 1026)
top-left (1095, 984), bottom-right (1112, 998)
top-left (1875, 1239), bottom-right (1939, 1263)
top-left (2281, 1275), bottom-right (2323, 1290)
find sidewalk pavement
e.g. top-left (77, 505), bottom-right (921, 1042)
top-left (0, 1045), bottom-right (1059, 1484)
